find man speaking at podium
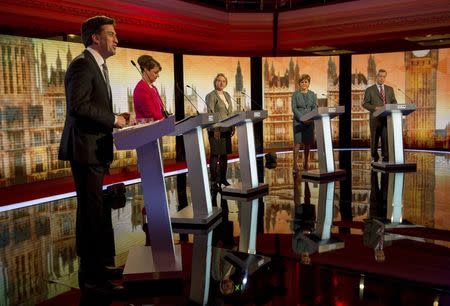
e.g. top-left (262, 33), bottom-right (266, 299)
top-left (58, 16), bottom-right (127, 295)
top-left (362, 69), bottom-right (397, 163)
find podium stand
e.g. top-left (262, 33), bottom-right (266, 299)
top-left (169, 113), bottom-right (222, 225)
top-left (217, 111), bottom-right (269, 196)
top-left (300, 106), bottom-right (345, 179)
top-left (113, 117), bottom-right (182, 281)
top-left (372, 104), bottom-right (416, 171)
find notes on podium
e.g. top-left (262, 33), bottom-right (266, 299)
top-left (372, 104), bottom-right (417, 171)
top-left (169, 113), bottom-right (222, 225)
top-left (218, 110), bottom-right (269, 197)
top-left (301, 106), bottom-right (346, 180)
top-left (113, 116), bottom-right (183, 282)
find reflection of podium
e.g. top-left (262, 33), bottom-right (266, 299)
top-left (218, 111), bottom-right (269, 196)
top-left (113, 117), bottom-right (182, 281)
top-left (176, 220), bottom-right (221, 305)
top-left (293, 180), bottom-right (343, 254)
top-left (372, 104), bottom-right (416, 171)
top-left (300, 106), bottom-right (346, 179)
top-left (169, 113), bottom-right (222, 225)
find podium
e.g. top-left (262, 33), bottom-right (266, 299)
top-left (300, 106), bottom-right (346, 179)
top-left (113, 117), bottom-right (182, 281)
top-left (169, 113), bottom-right (222, 225)
top-left (372, 104), bottom-right (416, 171)
top-left (217, 111), bottom-right (269, 196)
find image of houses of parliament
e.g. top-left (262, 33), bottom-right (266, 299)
top-left (184, 61), bottom-right (249, 152)
top-left (0, 34), bottom-right (179, 188)
top-left (263, 57), bottom-right (341, 149)
top-left (264, 52), bottom-right (450, 150)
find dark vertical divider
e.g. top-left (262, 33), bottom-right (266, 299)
top-left (251, 57), bottom-right (264, 153)
top-left (339, 54), bottom-right (352, 149)
top-left (174, 53), bottom-right (185, 161)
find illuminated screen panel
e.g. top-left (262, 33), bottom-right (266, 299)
top-left (351, 49), bottom-right (450, 149)
top-left (262, 56), bottom-right (340, 150)
top-left (183, 55), bottom-right (251, 152)
top-left (0, 34), bottom-right (175, 187)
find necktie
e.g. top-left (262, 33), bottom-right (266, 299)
top-left (102, 62), bottom-right (112, 99)
top-left (379, 85), bottom-right (385, 103)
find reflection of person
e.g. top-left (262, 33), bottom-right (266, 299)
top-left (363, 218), bottom-right (386, 262)
top-left (362, 69), bottom-right (397, 163)
top-left (58, 16), bottom-right (127, 291)
top-left (369, 170), bottom-right (388, 222)
top-left (133, 55), bottom-right (165, 122)
top-left (206, 73), bottom-right (234, 190)
top-left (292, 181), bottom-right (317, 264)
top-left (292, 74), bottom-right (317, 173)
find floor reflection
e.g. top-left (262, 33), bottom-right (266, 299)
top-left (0, 150), bottom-right (449, 305)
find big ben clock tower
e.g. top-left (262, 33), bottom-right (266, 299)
top-left (404, 49), bottom-right (438, 148)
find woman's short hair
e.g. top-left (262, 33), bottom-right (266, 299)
top-left (299, 74), bottom-right (311, 83)
top-left (213, 73), bottom-right (228, 88)
top-left (137, 55), bottom-right (162, 73)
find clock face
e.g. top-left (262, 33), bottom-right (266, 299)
top-left (412, 50), bottom-right (430, 57)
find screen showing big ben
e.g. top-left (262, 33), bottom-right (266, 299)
top-left (351, 49), bottom-right (450, 149)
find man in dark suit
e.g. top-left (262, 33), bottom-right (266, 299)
top-left (362, 69), bottom-right (397, 162)
top-left (58, 15), bottom-right (127, 292)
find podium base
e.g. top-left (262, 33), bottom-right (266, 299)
top-left (372, 161), bottom-right (416, 172)
top-left (123, 245), bottom-right (183, 282)
top-left (318, 237), bottom-right (345, 253)
top-left (170, 206), bottom-right (222, 226)
top-left (221, 182), bottom-right (269, 197)
top-left (301, 169), bottom-right (346, 180)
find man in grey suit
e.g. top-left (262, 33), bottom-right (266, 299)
top-left (362, 69), bottom-right (397, 162)
top-left (59, 15), bottom-right (127, 294)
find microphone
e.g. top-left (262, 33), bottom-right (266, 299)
top-left (240, 91), bottom-right (263, 109)
top-left (397, 88), bottom-right (414, 104)
top-left (130, 60), bottom-right (172, 117)
top-left (186, 84), bottom-right (213, 113)
top-left (175, 83), bottom-right (199, 115)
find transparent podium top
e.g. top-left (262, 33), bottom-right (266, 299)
top-left (373, 103), bottom-right (416, 118)
top-left (301, 106), bottom-right (345, 122)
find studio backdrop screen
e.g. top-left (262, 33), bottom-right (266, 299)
top-left (0, 34), bottom-right (175, 187)
top-left (183, 55), bottom-right (251, 153)
top-left (351, 49), bottom-right (450, 149)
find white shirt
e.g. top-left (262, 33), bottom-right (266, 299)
top-left (377, 84), bottom-right (385, 93)
top-left (217, 91), bottom-right (229, 109)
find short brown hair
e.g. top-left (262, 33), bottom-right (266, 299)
top-left (137, 55), bottom-right (162, 73)
top-left (299, 74), bottom-right (311, 83)
top-left (213, 73), bottom-right (228, 88)
top-left (377, 69), bottom-right (387, 75)
top-left (81, 16), bottom-right (115, 47)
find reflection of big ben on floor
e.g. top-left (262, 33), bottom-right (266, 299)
top-left (404, 50), bottom-right (438, 148)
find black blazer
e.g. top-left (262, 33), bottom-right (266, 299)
top-left (362, 84), bottom-right (397, 118)
top-left (58, 50), bottom-right (115, 165)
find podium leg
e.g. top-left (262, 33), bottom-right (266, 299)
top-left (237, 120), bottom-right (259, 189)
top-left (387, 111), bottom-right (404, 164)
top-left (238, 199), bottom-right (259, 254)
top-left (315, 115), bottom-right (335, 173)
top-left (190, 231), bottom-right (213, 305)
top-left (387, 172), bottom-right (404, 224)
top-left (184, 127), bottom-right (212, 215)
top-left (315, 182), bottom-right (335, 240)
top-left (135, 140), bottom-right (177, 270)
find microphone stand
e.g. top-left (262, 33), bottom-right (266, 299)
top-left (397, 88), bottom-right (415, 104)
top-left (175, 83), bottom-right (199, 115)
top-left (186, 85), bottom-right (214, 113)
top-left (240, 91), bottom-right (263, 109)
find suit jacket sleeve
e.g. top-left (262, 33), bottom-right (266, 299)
top-left (206, 92), bottom-right (216, 114)
top-left (387, 86), bottom-right (397, 104)
top-left (65, 58), bottom-right (114, 129)
top-left (292, 91), bottom-right (303, 122)
top-left (362, 86), bottom-right (377, 112)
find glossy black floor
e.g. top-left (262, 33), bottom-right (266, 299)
top-left (1, 150), bottom-right (449, 306)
